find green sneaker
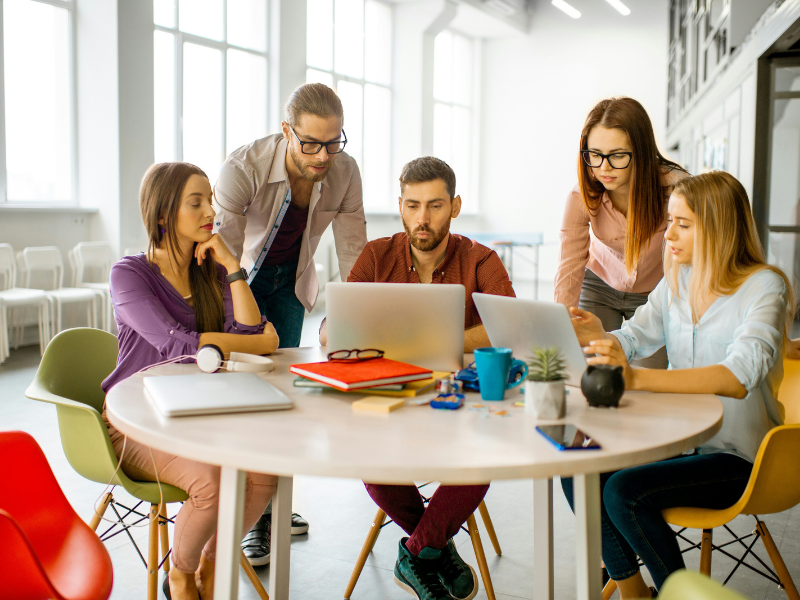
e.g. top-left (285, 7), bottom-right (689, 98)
top-left (438, 539), bottom-right (477, 600)
top-left (394, 538), bottom-right (454, 600)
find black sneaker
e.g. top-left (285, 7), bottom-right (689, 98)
top-left (291, 512), bottom-right (309, 535)
top-left (394, 537), bottom-right (454, 600)
top-left (242, 513), bottom-right (271, 566)
top-left (438, 539), bottom-right (477, 600)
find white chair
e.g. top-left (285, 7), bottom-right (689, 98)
top-left (21, 246), bottom-right (101, 336)
top-left (0, 244), bottom-right (51, 360)
top-left (72, 242), bottom-right (114, 332)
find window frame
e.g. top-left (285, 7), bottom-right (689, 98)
top-left (432, 28), bottom-right (480, 213)
top-left (305, 0), bottom-right (394, 213)
top-left (154, 0), bottom-right (271, 169)
top-left (0, 0), bottom-right (78, 205)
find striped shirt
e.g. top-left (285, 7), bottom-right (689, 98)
top-left (347, 232), bottom-right (516, 329)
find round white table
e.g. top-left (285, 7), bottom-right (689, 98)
top-left (106, 347), bottom-right (723, 600)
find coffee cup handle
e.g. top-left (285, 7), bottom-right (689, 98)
top-left (507, 360), bottom-right (527, 390)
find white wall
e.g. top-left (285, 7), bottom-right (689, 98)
top-left (478, 0), bottom-right (671, 294)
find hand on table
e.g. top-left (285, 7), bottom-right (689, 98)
top-left (584, 338), bottom-right (635, 390)
top-left (570, 306), bottom-right (607, 347)
top-left (195, 234), bottom-right (240, 274)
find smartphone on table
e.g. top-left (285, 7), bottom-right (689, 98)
top-left (536, 424), bottom-right (601, 451)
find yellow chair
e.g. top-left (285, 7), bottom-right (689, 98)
top-left (657, 570), bottom-right (749, 600)
top-left (603, 357), bottom-right (800, 600)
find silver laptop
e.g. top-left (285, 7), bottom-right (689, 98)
top-left (473, 293), bottom-right (587, 386)
top-left (326, 282), bottom-right (465, 372)
top-left (144, 372), bottom-right (293, 417)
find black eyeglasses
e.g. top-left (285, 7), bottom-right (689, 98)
top-left (581, 150), bottom-right (633, 169)
top-left (291, 127), bottom-right (348, 155)
top-left (327, 348), bottom-right (384, 362)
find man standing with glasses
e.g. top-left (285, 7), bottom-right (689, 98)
top-left (214, 82), bottom-right (367, 565)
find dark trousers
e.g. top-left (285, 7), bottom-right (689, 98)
top-left (579, 269), bottom-right (667, 369)
top-left (560, 453), bottom-right (752, 589)
top-left (364, 483), bottom-right (490, 556)
top-left (249, 258), bottom-right (305, 348)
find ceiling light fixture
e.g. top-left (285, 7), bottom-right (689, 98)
top-left (605, 0), bottom-right (631, 16)
top-left (551, 0), bottom-right (581, 19)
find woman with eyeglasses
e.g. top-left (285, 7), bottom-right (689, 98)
top-left (555, 97), bottom-right (688, 368)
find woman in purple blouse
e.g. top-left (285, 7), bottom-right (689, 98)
top-left (102, 162), bottom-right (280, 600)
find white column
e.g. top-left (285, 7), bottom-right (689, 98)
top-left (574, 473), bottom-right (602, 600)
top-left (214, 467), bottom-right (246, 600)
top-left (270, 476), bottom-right (294, 600)
top-left (532, 477), bottom-right (554, 600)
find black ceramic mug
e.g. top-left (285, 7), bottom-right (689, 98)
top-left (581, 365), bottom-right (625, 408)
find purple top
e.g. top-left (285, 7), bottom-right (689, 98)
top-left (102, 253), bottom-right (266, 393)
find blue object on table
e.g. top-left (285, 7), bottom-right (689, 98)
top-left (456, 360), bottom-right (527, 393)
top-left (471, 348), bottom-right (528, 401)
top-left (430, 393), bottom-right (465, 410)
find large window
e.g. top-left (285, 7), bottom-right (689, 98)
top-left (433, 29), bottom-right (475, 206)
top-left (2, 0), bottom-right (75, 203)
top-left (306, 0), bottom-right (392, 211)
top-left (154, 0), bottom-right (269, 183)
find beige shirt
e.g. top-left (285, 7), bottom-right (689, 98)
top-left (213, 133), bottom-right (367, 312)
top-left (554, 169), bottom-right (687, 309)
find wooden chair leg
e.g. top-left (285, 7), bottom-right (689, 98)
top-left (344, 508), bottom-right (387, 598)
top-left (159, 504), bottom-right (171, 573)
top-left (89, 491), bottom-right (113, 531)
top-left (602, 578), bottom-right (617, 600)
top-left (477, 500), bottom-right (502, 556)
top-left (241, 550), bottom-right (269, 600)
top-left (467, 513), bottom-right (496, 600)
top-left (699, 528), bottom-right (713, 576)
top-left (147, 504), bottom-right (159, 600)
top-left (757, 520), bottom-right (800, 600)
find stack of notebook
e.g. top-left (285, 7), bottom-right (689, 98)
top-left (289, 358), bottom-right (447, 397)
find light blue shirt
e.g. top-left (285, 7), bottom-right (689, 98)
top-left (611, 267), bottom-right (787, 463)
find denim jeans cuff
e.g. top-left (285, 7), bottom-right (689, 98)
top-left (608, 566), bottom-right (640, 581)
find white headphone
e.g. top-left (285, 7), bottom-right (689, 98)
top-left (196, 344), bottom-right (274, 374)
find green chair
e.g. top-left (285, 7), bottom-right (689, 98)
top-left (25, 327), bottom-right (268, 600)
top-left (657, 570), bottom-right (750, 600)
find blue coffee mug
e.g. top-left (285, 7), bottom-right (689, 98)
top-left (473, 347), bottom-right (528, 401)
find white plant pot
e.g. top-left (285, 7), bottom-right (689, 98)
top-left (524, 379), bottom-right (566, 420)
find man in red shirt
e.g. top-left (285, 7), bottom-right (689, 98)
top-left (320, 156), bottom-right (514, 352)
top-left (324, 157), bottom-right (514, 600)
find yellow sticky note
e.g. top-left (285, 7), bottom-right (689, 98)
top-left (352, 396), bottom-right (406, 413)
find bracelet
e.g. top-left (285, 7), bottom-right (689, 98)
top-left (226, 267), bottom-right (247, 284)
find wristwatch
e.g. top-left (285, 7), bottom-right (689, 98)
top-left (226, 267), bottom-right (247, 284)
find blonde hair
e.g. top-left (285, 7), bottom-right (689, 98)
top-left (284, 83), bottom-right (343, 127)
top-left (666, 171), bottom-right (795, 337)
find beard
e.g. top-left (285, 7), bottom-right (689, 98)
top-left (402, 218), bottom-right (451, 252)
top-left (289, 145), bottom-right (332, 182)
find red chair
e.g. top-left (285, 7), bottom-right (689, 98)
top-left (0, 430), bottom-right (113, 600)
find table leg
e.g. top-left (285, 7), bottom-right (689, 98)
top-left (532, 478), bottom-right (554, 600)
top-left (215, 467), bottom-right (246, 600)
top-left (270, 475), bottom-right (294, 600)
top-left (574, 473), bottom-right (602, 600)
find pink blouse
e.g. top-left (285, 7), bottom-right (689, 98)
top-left (554, 169), bottom-right (687, 309)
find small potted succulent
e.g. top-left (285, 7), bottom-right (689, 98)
top-left (525, 346), bottom-right (567, 420)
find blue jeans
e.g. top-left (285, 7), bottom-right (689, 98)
top-left (249, 258), bottom-right (305, 348)
top-left (560, 452), bottom-right (752, 589)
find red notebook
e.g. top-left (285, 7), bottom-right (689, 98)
top-left (289, 358), bottom-right (433, 391)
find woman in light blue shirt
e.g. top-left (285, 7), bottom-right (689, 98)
top-left (564, 171), bottom-right (794, 598)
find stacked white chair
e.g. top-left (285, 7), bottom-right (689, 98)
top-left (21, 246), bottom-right (101, 336)
top-left (72, 242), bottom-right (114, 332)
top-left (0, 244), bottom-right (51, 362)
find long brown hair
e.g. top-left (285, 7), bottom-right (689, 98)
top-left (139, 162), bottom-right (224, 334)
top-left (666, 171), bottom-right (795, 336)
top-left (578, 97), bottom-right (687, 273)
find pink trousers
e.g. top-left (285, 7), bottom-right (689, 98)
top-left (105, 416), bottom-right (276, 573)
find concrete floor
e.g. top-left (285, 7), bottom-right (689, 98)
top-left (2, 307), bottom-right (799, 600)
